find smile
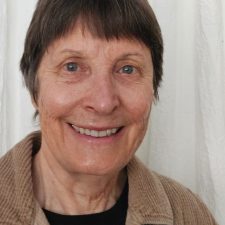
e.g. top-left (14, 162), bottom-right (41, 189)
top-left (71, 125), bottom-right (121, 138)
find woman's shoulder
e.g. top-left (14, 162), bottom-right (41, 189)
top-left (0, 133), bottom-right (38, 223)
top-left (0, 149), bottom-right (14, 190)
top-left (0, 148), bottom-right (19, 222)
top-left (155, 172), bottom-right (217, 224)
top-left (128, 157), bottom-right (218, 225)
top-left (0, 132), bottom-right (39, 186)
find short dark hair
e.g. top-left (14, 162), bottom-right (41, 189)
top-left (20, 0), bottom-right (163, 103)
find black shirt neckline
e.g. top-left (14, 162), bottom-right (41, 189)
top-left (43, 180), bottom-right (128, 225)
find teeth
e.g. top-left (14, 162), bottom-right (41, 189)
top-left (80, 128), bottom-right (85, 134)
top-left (107, 129), bottom-right (112, 136)
top-left (71, 125), bottom-right (119, 138)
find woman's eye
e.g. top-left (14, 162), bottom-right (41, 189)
top-left (120, 65), bottom-right (135, 74)
top-left (65, 62), bottom-right (78, 72)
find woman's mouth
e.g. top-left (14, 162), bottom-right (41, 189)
top-left (71, 125), bottom-right (122, 138)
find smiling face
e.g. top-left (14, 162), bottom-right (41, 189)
top-left (35, 24), bottom-right (154, 176)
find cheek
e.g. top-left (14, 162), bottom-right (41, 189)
top-left (37, 81), bottom-right (79, 119)
top-left (121, 83), bottom-right (153, 151)
top-left (122, 83), bottom-right (153, 123)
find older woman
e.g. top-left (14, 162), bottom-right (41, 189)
top-left (0, 0), bottom-right (218, 225)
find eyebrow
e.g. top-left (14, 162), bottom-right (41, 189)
top-left (60, 49), bottom-right (85, 57)
top-left (117, 53), bottom-right (145, 61)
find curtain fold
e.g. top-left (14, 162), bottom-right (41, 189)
top-left (195, 0), bottom-right (225, 224)
top-left (0, 0), bottom-right (7, 155)
top-left (144, 0), bottom-right (197, 193)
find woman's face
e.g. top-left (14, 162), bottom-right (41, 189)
top-left (35, 24), bottom-right (154, 176)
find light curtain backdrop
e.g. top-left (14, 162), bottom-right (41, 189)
top-left (0, 0), bottom-right (224, 224)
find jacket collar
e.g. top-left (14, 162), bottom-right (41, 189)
top-left (126, 157), bottom-right (173, 225)
top-left (13, 131), bottom-right (49, 225)
top-left (0, 131), bottom-right (44, 224)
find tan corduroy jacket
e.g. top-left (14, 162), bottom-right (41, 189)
top-left (0, 132), bottom-right (218, 225)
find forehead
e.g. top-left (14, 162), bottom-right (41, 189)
top-left (46, 23), bottom-right (151, 60)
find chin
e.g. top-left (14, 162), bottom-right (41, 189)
top-left (66, 156), bottom-right (128, 177)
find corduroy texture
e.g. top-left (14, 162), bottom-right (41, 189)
top-left (0, 132), bottom-right (218, 225)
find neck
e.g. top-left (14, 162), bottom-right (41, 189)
top-left (32, 149), bottom-right (127, 215)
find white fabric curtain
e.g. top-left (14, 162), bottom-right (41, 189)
top-left (0, 0), bottom-right (7, 152)
top-left (1, 0), bottom-right (224, 224)
top-left (195, 0), bottom-right (225, 223)
top-left (139, 0), bottom-right (225, 224)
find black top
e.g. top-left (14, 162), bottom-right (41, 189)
top-left (43, 181), bottom-right (128, 225)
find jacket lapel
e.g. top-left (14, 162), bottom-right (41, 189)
top-left (126, 157), bottom-right (173, 225)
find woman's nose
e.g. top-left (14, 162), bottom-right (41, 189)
top-left (84, 76), bottom-right (120, 115)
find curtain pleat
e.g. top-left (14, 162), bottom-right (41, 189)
top-left (0, 0), bottom-right (7, 155)
top-left (195, 0), bottom-right (225, 224)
